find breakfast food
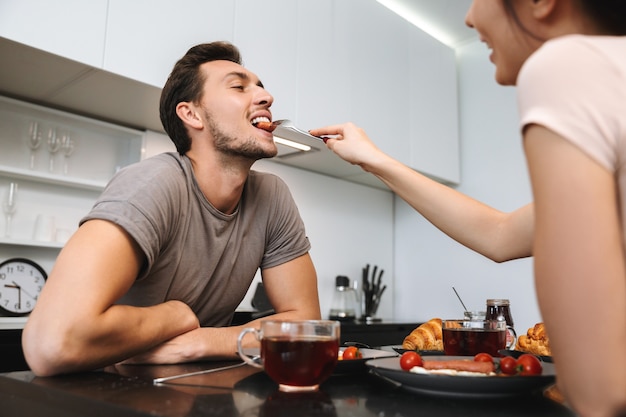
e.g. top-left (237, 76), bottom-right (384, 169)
top-left (515, 322), bottom-right (551, 356)
top-left (402, 318), bottom-right (443, 351)
top-left (254, 120), bottom-right (276, 132)
top-left (422, 359), bottom-right (495, 374)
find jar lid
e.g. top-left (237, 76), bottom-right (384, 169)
top-left (335, 275), bottom-right (350, 287)
top-left (486, 298), bottom-right (510, 305)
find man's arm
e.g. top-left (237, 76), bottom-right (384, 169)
top-left (118, 253), bottom-right (320, 365)
top-left (22, 219), bottom-right (200, 376)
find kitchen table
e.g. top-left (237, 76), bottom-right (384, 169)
top-left (0, 355), bottom-right (576, 417)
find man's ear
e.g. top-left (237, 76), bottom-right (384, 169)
top-left (176, 102), bottom-right (203, 130)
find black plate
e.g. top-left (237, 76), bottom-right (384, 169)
top-left (499, 349), bottom-right (553, 363)
top-left (391, 346), bottom-right (444, 356)
top-left (366, 356), bottom-right (556, 398)
top-left (241, 347), bottom-right (397, 375)
top-left (336, 347), bottom-right (397, 373)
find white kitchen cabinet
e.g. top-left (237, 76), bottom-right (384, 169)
top-left (0, 95), bottom-right (145, 316)
top-left (0, 0), bottom-right (107, 68)
top-left (104, 0), bottom-right (235, 88)
top-left (409, 29), bottom-right (460, 184)
top-left (232, 0), bottom-right (299, 121)
top-left (332, 0), bottom-right (412, 167)
top-left (295, 0), bottom-right (349, 128)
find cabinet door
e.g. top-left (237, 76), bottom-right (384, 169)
top-left (0, 0), bottom-right (107, 68)
top-left (233, 0), bottom-right (298, 121)
top-left (333, 0), bottom-right (411, 166)
top-left (295, 0), bottom-right (349, 129)
top-left (409, 29), bottom-right (460, 184)
top-left (104, 0), bottom-right (235, 88)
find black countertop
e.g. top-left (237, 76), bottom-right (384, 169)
top-left (0, 355), bottom-right (576, 417)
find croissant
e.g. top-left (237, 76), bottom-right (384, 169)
top-left (515, 322), bottom-right (551, 356)
top-left (402, 318), bottom-right (443, 351)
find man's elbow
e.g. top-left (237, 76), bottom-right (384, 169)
top-left (22, 323), bottom-right (88, 377)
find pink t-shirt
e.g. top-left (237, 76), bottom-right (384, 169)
top-left (518, 34), bottom-right (626, 239)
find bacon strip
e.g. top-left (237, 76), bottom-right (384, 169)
top-left (422, 360), bottom-right (494, 374)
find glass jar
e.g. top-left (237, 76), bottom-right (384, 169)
top-left (485, 299), bottom-right (516, 349)
top-left (328, 276), bottom-right (358, 322)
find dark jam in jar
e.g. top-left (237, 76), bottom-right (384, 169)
top-left (485, 299), bottom-right (516, 348)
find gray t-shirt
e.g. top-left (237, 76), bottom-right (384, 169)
top-left (80, 152), bottom-right (311, 326)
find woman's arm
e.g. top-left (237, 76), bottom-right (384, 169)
top-left (525, 125), bottom-right (626, 417)
top-left (311, 123), bottom-right (533, 262)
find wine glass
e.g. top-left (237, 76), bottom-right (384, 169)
top-left (46, 127), bottom-right (61, 172)
top-left (60, 133), bottom-right (75, 175)
top-left (26, 121), bottom-right (42, 170)
top-left (3, 182), bottom-right (18, 238)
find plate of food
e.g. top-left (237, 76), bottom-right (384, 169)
top-left (499, 349), bottom-right (553, 363)
top-left (366, 355), bottom-right (556, 398)
top-left (336, 346), bottom-right (397, 374)
top-left (391, 346), bottom-right (444, 356)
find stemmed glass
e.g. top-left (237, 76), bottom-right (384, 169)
top-left (3, 182), bottom-right (18, 238)
top-left (26, 121), bottom-right (42, 170)
top-left (46, 127), bottom-right (61, 172)
top-left (61, 133), bottom-right (75, 175)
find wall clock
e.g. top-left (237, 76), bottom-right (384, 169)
top-left (0, 258), bottom-right (47, 316)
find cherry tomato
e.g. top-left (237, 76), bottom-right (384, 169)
top-left (474, 353), bottom-right (494, 364)
top-left (516, 354), bottom-right (543, 376)
top-left (342, 346), bottom-right (362, 360)
top-left (399, 351), bottom-right (423, 371)
top-left (499, 356), bottom-right (518, 375)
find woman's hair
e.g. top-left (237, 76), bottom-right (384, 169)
top-left (502, 0), bottom-right (626, 38)
top-left (159, 41), bottom-right (242, 154)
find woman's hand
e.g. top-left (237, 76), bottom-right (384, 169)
top-left (310, 123), bottom-right (388, 172)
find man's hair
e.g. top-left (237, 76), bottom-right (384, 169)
top-left (159, 41), bottom-right (242, 154)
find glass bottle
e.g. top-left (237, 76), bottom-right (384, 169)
top-left (485, 299), bottom-right (516, 349)
top-left (329, 276), bottom-right (358, 322)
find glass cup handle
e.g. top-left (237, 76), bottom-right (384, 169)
top-left (237, 327), bottom-right (263, 369)
top-left (506, 326), bottom-right (517, 349)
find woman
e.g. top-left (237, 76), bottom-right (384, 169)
top-left (311, 1), bottom-right (626, 416)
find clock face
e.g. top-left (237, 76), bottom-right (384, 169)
top-left (0, 258), bottom-right (47, 316)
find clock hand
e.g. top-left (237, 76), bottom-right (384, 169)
top-left (17, 286), bottom-right (37, 301)
top-left (10, 281), bottom-right (22, 309)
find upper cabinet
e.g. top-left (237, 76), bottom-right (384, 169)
top-left (0, 0), bottom-right (108, 68)
top-left (104, 0), bottom-right (235, 88)
top-left (409, 28), bottom-right (460, 184)
top-left (0, 0), bottom-right (460, 186)
top-left (232, 0), bottom-right (299, 121)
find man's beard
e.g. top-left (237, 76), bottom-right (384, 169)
top-left (205, 111), bottom-right (277, 160)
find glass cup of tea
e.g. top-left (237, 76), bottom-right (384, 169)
top-left (237, 320), bottom-right (340, 392)
top-left (442, 319), bottom-right (507, 356)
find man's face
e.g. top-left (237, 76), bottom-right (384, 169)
top-left (197, 60), bottom-right (277, 160)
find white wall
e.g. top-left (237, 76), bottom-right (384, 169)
top-left (392, 40), bottom-right (542, 335)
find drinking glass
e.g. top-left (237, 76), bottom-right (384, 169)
top-left (237, 320), bottom-right (340, 392)
top-left (442, 319), bottom-right (507, 356)
top-left (26, 121), bottom-right (42, 170)
top-left (3, 182), bottom-right (18, 237)
top-left (46, 127), bottom-right (61, 172)
top-left (60, 133), bottom-right (75, 175)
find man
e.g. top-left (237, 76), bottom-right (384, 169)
top-left (22, 41), bottom-right (321, 376)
